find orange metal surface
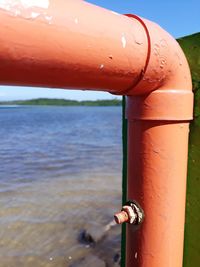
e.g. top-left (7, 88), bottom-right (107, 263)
top-left (0, 0), bottom-right (148, 93)
top-left (125, 17), bottom-right (193, 267)
top-left (126, 121), bottom-right (190, 267)
top-left (0, 1), bottom-right (194, 267)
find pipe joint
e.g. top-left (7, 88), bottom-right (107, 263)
top-left (126, 89), bottom-right (194, 121)
top-left (122, 15), bottom-right (193, 101)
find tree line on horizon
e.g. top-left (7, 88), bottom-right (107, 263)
top-left (0, 98), bottom-right (122, 106)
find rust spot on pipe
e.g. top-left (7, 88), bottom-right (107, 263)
top-left (114, 210), bottom-right (129, 224)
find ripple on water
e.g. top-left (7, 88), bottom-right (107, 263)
top-left (0, 106), bottom-right (122, 266)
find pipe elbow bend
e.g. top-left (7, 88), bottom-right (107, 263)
top-left (126, 16), bottom-right (194, 121)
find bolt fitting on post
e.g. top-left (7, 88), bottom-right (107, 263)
top-left (114, 201), bottom-right (144, 225)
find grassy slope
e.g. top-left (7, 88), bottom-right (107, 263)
top-left (177, 32), bottom-right (200, 267)
top-left (177, 33), bottom-right (200, 83)
top-left (178, 33), bottom-right (200, 121)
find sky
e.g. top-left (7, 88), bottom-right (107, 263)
top-left (0, 0), bottom-right (199, 101)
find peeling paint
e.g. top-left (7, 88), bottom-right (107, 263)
top-left (45, 14), bottom-right (52, 23)
top-left (0, 0), bottom-right (10, 11)
top-left (0, 0), bottom-right (52, 22)
top-left (31, 11), bottom-right (40, 18)
top-left (121, 34), bottom-right (126, 48)
top-left (14, 9), bottom-right (21, 15)
top-left (21, 0), bottom-right (49, 9)
top-left (0, 0), bottom-right (49, 10)
top-left (74, 18), bottom-right (78, 24)
top-left (111, 11), bottom-right (120, 16)
top-left (135, 252), bottom-right (138, 259)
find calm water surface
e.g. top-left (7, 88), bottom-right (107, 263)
top-left (0, 106), bottom-right (122, 266)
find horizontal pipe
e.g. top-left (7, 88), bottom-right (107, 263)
top-left (0, 0), bottom-right (149, 93)
top-left (0, 1), bottom-right (193, 97)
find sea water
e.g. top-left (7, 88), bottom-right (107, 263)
top-left (0, 106), bottom-right (122, 267)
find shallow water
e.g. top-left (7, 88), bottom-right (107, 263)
top-left (0, 106), bottom-right (122, 266)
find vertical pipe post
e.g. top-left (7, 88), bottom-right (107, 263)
top-left (121, 96), bottom-right (128, 267)
top-left (125, 91), bottom-right (193, 267)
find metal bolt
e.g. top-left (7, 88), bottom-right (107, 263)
top-left (114, 201), bottom-right (144, 225)
top-left (114, 210), bottom-right (129, 224)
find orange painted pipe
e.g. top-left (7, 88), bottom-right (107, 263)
top-left (0, 1), bottom-right (193, 267)
top-left (0, 0), bottom-right (148, 93)
top-left (125, 18), bottom-right (193, 267)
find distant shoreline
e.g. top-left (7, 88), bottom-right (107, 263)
top-left (0, 98), bottom-right (122, 107)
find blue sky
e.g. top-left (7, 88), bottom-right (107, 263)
top-left (0, 0), bottom-right (199, 101)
